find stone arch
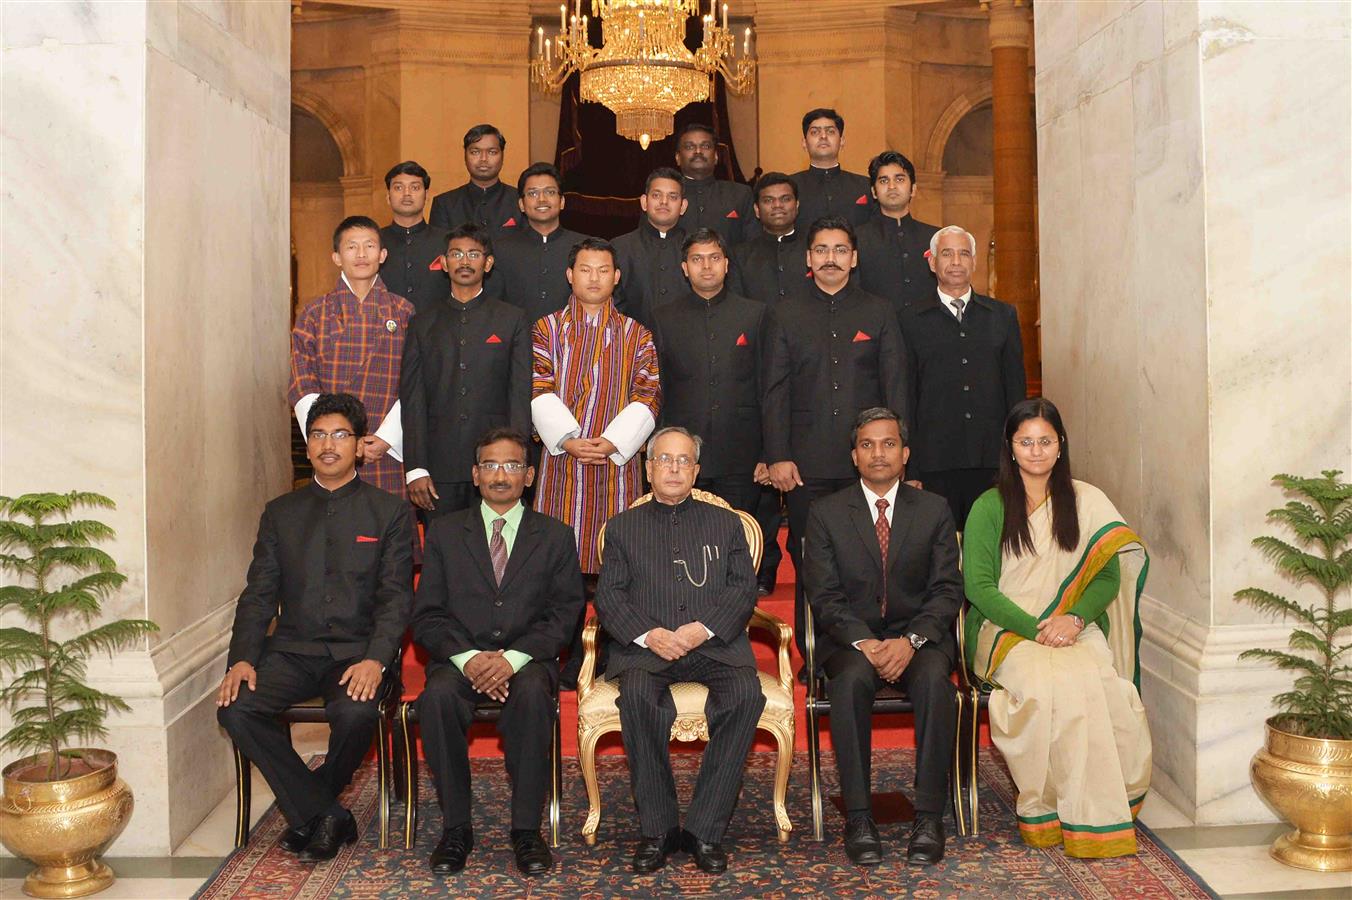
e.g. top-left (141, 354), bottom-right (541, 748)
top-left (924, 84), bottom-right (994, 175)
top-left (291, 88), bottom-right (360, 177)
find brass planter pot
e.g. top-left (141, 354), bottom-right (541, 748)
top-left (0, 749), bottom-right (134, 898)
top-left (1250, 719), bottom-right (1352, 872)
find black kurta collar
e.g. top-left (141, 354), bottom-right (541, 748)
top-left (308, 473), bottom-right (363, 500)
top-left (683, 287), bottom-right (727, 309)
top-left (465, 180), bottom-right (507, 200)
top-left (526, 224), bottom-right (564, 244)
top-left (811, 280), bottom-right (853, 304)
top-left (386, 219), bottom-right (429, 238)
top-left (648, 494), bottom-right (697, 516)
top-left (640, 219), bottom-right (678, 242)
top-left (447, 289), bottom-right (488, 313)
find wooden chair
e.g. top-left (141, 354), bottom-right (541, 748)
top-left (802, 536), bottom-right (979, 841)
top-left (394, 689), bottom-right (564, 850)
top-left (575, 489), bottom-right (795, 845)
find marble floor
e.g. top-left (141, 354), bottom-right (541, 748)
top-left (3, 725), bottom-right (1350, 899)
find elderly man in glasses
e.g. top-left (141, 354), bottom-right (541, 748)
top-left (411, 427), bottom-right (584, 878)
top-left (595, 426), bottom-right (765, 875)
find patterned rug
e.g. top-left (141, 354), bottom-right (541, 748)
top-left (194, 749), bottom-right (1216, 899)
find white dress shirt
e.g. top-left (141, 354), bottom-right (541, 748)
top-left (852, 479), bottom-right (900, 650)
top-left (937, 286), bottom-right (973, 321)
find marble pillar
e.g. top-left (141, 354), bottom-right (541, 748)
top-left (1035, 0), bottom-right (1351, 824)
top-left (1, 0), bottom-right (292, 853)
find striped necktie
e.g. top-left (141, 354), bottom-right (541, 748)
top-left (490, 517), bottom-right (508, 586)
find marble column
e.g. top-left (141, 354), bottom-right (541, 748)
top-left (1, 1), bottom-right (291, 853)
top-left (1035, 0), bottom-right (1350, 824)
top-left (986, 0), bottom-right (1039, 391)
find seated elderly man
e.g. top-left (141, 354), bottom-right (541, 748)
top-left (594, 426), bottom-right (765, 875)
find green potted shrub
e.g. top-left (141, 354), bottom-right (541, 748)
top-left (1236, 470), bottom-right (1351, 873)
top-left (0, 492), bottom-right (158, 898)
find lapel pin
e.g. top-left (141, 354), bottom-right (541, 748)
top-left (385, 319), bottom-right (398, 333)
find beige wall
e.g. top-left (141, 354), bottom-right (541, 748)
top-left (1, 0), bottom-right (291, 853)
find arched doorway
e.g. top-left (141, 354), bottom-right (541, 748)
top-left (940, 101), bottom-right (995, 295)
top-left (290, 106), bottom-right (346, 312)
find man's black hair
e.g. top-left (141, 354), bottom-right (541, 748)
top-left (681, 228), bottom-right (728, 259)
top-left (445, 222), bottom-right (494, 258)
top-left (644, 166), bottom-right (685, 195)
top-left (332, 215), bottom-right (383, 251)
top-left (567, 236), bottom-right (617, 268)
top-left (516, 161), bottom-right (562, 198)
top-left (306, 392), bottom-right (369, 437)
top-left (384, 160), bottom-right (430, 190)
top-left (463, 123), bottom-right (506, 151)
top-left (752, 171), bottom-right (798, 202)
top-left (475, 427), bottom-right (532, 461)
top-left (867, 150), bottom-right (916, 185)
top-left (801, 107), bottom-right (845, 136)
top-left (676, 122), bottom-right (718, 144)
top-left (805, 215), bottom-right (857, 250)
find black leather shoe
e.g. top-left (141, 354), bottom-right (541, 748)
top-left (510, 829), bottom-right (553, 876)
top-left (279, 818), bottom-right (315, 853)
top-left (298, 811), bottom-right (357, 862)
top-left (907, 814), bottom-right (945, 866)
top-left (844, 816), bottom-right (883, 866)
top-left (429, 824), bottom-right (474, 875)
top-left (632, 827), bottom-right (682, 873)
top-left (682, 829), bottom-right (728, 874)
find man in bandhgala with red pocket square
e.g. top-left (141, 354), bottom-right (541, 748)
top-left (379, 160), bottom-right (451, 313)
top-left (674, 122), bottom-right (760, 246)
top-left (290, 216), bottom-right (415, 497)
top-left (763, 215), bottom-right (908, 660)
top-left (790, 108), bottom-right (875, 229)
top-left (217, 393), bottom-right (412, 863)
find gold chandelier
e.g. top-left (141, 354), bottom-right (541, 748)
top-left (530, 1), bottom-right (756, 149)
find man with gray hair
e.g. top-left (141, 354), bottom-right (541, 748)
top-left (897, 224), bottom-right (1025, 528)
top-left (595, 425), bottom-right (764, 875)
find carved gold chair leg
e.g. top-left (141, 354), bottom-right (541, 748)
top-left (549, 704), bottom-right (562, 849)
top-left (952, 689), bottom-right (969, 837)
top-left (806, 703), bottom-right (825, 842)
top-left (578, 725), bottom-right (608, 845)
top-left (768, 721), bottom-right (795, 842)
top-left (232, 745), bottom-right (252, 849)
top-left (376, 717), bottom-right (390, 849)
top-left (964, 687), bottom-right (982, 835)
top-left (399, 704), bottom-right (418, 849)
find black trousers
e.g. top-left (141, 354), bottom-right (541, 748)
top-left (616, 655), bottom-right (766, 842)
top-left (416, 660), bottom-right (556, 832)
top-left (217, 651), bottom-right (382, 827)
top-left (694, 474), bottom-right (782, 586)
top-left (823, 645), bottom-right (957, 817)
top-left (917, 467), bottom-right (997, 532)
top-left (785, 477), bottom-right (856, 654)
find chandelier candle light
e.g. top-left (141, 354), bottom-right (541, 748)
top-left (531, 0), bottom-right (756, 149)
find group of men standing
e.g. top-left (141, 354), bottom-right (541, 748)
top-left (217, 107), bottom-right (1028, 879)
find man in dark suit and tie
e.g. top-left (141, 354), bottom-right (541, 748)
top-left (400, 223), bottom-right (532, 518)
top-left (411, 427), bottom-right (584, 877)
top-left (217, 392), bottom-right (413, 862)
top-left (804, 407), bottom-right (961, 866)
top-left (901, 224), bottom-right (1025, 528)
top-left (595, 426), bottom-right (765, 875)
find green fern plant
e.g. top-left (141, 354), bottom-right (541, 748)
top-left (1234, 470), bottom-right (1352, 740)
top-left (0, 492), bottom-right (159, 779)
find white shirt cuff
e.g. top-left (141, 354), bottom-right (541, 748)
top-left (601, 402), bottom-right (656, 464)
top-left (294, 393), bottom-right (321, 433)
top-left (373, 400), bottom-right (403, 462)
top-left (405, 468), bottom-right (430, 484)
top-left (532, 393), bottom-right (582, 454)
top-left (704, 625), bottom-right (715, 640)
top-left (634, 631), bottom-right (650, 648)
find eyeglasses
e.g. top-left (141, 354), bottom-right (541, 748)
top-left (476, 461), bottom-right (529, 473)
top-left (652, 454), bottom-right (696, 470)
top-left (308, 429), bottom-right (355, 442)
top-left (1014, 437), bottom-right (1060, 449)
top-left (679, 140), bottom-right (715, 152)
top-left (524, 187), bottom-right (560, 200)
top-left (810, 245), bottom-right (853, 256)
top-left (446, 249), bottom-right (485, 261)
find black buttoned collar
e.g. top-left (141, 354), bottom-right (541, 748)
top-left (308, 474), bottom-right (363, 500)
top-left (385, 220), bottom-right (429, 238)
top-left (682, 287), bottom-right (727, 309)
top-left (648, 494), bottom-right (696, 517)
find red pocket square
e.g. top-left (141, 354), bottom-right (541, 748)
top-left (503, 216), bottom-right (517, 227)
top-left (855, 194), bottom-right (869, 205)
top-left (853, 330), bottom-right (872, 342)
top-left (428, 257), bottom-right (444, 271)
top-left (355, 535), bottom-right (379, 543)
top-left (725, 209), bottom-right (739, 219)
top-left (735, 332), bottom-right (748, 346)
top-left (486, 333), bottom-right (502, 344)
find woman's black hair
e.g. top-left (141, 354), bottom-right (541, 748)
top-left (996, 397), bottom-right (1078, 556)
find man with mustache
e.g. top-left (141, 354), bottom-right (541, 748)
top-left (854, 151), bottom-right (940, 319)
top-left (489, 162), bottom-right (593, 323)
top-left (763, 216), bottom-right (908, 660)
top-left (899, 225), bottom-right (1025, 527)
top-left (674, 123), bottom-right (759, 246)
top-left (612, 167), bottom-right (690, 329)
top-left (428, 124), bottom-right (520, 237)
top-left (379, 160), bottom-right (451, 313)
top-left (411, 427), bottom-right (584, 877)
top-left (401, 224), bottom-right (532, 518)
top-left (790, 108), bottom-right (875, 229)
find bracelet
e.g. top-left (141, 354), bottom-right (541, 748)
top-left (1069, 613), bottom-right (1084, 630)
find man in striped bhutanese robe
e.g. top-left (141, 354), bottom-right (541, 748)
top-left (530, 237), bottom-right (661, 576)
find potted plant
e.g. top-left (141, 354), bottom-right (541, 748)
top-left (0, 492), bottom-right (158, 898)
top-left (1236, 470), bottom-right (1352, 873)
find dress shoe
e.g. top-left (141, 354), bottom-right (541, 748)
top-left (632, 826), bottom-right (683, 873)
top-left (682, 829), bottom-right (728, 874)
top-left (907, 814), bottom-right (945, 866)
top-left (297, 811), bottom-right (357, 862)
top-left (279, 818), bottom-right (315, 853)
top-left (510, 829), bottom-right (553, 876)
top-left (429, 824), bottom-right (474, 875)
top-left (844, 816), bottom-right (883, 866)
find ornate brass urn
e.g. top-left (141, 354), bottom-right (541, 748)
top-left (0, 749), bottom-right (134, 898)
top-left (1250, 719), bottom-right (1352, 872)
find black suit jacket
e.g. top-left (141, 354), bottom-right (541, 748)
top-left (400, 293), bottom-right (532, 483)
top-left (227, 478), bottom-right (413, 668)
top-left (854, 213), bottom-right (940, 317)
top-left (379, 221), bottom-right (451, 313)
top-left (612, 222), bottom-right (689, 329)
top-left (804, 482), bottom-right (962, 667)
top-left (596, 497), bottom-right (758, 676)
top-left (763, 282), bottom-right (909, 479)
top-left (790, 166), bottom-right (875, 229)
top-left (900, 292), bottom-right (1025, 473)
top-left (679, 176), bottom-right (761, 245)
top-left (488, 225), bottom-right (591, 323)
top-left (428, 181), bottom-right (521, 235)
top-left (650, 288), bottom-right (770, 478)
top-left (729, 230), bottom-right (813, 306)
top-left (412, 505), bottom-right (584, 675)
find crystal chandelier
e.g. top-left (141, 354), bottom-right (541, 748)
top-left (531, 0), bottom-right (756, 150)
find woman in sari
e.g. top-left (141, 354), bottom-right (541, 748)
top-left (962, 397), bottom-right (1151, 857)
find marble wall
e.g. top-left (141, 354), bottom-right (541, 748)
top-left (1036, 0), bottom-right (1351, 824)
top-left (1, 0), bottom-right (291, 854)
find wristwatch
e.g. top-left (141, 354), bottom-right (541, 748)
top-left (907, 633), bottom-right (928, 651)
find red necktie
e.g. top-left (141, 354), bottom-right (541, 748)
top-left (875, 498), bottom-right (890, 614)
